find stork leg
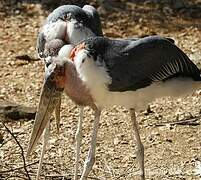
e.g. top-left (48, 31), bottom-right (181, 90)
top-left (80, 109), bottom-right (101, 180)
top-left (74, 106), bottom-right (84, 180)
top-left (130, 108), bottom-right (145, 180)
top-left (36, 121), bottom-right (50, 180)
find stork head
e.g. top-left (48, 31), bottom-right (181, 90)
top-left (27, 42), bottom-right (75, 156)
top-left (44, 41), bottom-right (74, 67)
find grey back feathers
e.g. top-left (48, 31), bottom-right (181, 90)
top-left (84, 36), bottom-right (201, 92)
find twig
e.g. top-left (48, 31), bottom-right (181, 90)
top-left (153, 116), bottom-right (200, 127)
top-left (2, 122), bottom-right (31, 180)
top-left (0, 161), bottom-right (39, 174)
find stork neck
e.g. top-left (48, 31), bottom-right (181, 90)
top-left (63, 61), bottom-right (95, 107)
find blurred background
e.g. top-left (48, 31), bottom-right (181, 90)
top-left (1, 0), bottom-right (201, 179)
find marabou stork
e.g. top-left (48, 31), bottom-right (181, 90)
top-left (28, 4), bottom-right (103, 180)
top-left (27, 36), bottom-right (201, 180)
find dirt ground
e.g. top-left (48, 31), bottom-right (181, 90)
top-left (1, 1), bottom-right (201, 180)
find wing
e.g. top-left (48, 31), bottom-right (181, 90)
top-left (101, 36), bottom-right (201, 92)
top-left (82, 5), bottom-right (103, 36)
top-left (116, 37), bottom-right (175, 43)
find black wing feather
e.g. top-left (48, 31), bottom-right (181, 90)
top-left (92, 36), bottom-right (201, 92)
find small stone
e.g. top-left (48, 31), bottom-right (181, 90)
top-left (114, 137), bottom-right (120, 145)
top-left (165, 138), bottom-right (173, 143)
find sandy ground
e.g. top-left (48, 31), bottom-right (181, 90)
top-left (1, 2), bottom-right (201, 180)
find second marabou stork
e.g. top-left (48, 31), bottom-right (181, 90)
top-left (27, 36), bottom-right (201, 180)
top-left (29, 4), bottom-right (103, 180)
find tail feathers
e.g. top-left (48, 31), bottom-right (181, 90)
top-left (179, 50), bottom-right (201, 81)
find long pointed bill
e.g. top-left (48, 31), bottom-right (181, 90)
top-left (27, 68), bottom-right (63, 157)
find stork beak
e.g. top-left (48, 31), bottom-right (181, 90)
top-left (27, 63), bottom-right (64, 157)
